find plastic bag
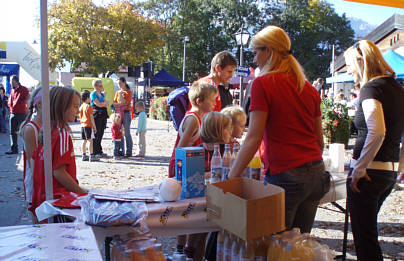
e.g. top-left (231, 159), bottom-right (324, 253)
top-left (79, 195), bottom-right (148, 227)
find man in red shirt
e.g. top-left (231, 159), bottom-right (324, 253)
top-left (6, 75), bottom-right (29, 154)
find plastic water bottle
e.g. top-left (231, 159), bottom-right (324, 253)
top-left (210, 144), bottom-right (222, 183)
top-left (248, 152), bottom-right (261, 180)
top-left (231, 236), bottom-right (241, 261)
top-left (222, 144), bottom-right (231, 181)
top-left (223, 232), bottom-right (233, 261)
top-left (217, 230), bottom-right (225, 261)
top-left (240, 240), bottom-right (254, 261)
top-left (230, 143), bottom-right (239, 168)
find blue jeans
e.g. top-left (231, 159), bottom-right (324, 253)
top-left (120, 111), bottom-right (132, 155)
top-left (9, 113), bottom-right (26, 152)
top-left (0, 110), bottom-right (6, 132)
top-left (265, 160), bottom-right (329, 233)
top-left (347, 168), bottom-right (396, 261)
top-left (113, 140), bottom-right (123, 156)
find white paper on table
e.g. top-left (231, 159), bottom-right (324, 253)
top-left (0, 223), bottom-right (102, 261)
top-left (90, 186), bottom-right (160, 202)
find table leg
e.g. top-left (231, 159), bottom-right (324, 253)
top-left (342, 200), bottom-right (349, 261)
top-left (105, 236), bottom-right (113, 261)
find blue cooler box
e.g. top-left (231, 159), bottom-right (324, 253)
top-left (175, 147), bottom-right (205, 198)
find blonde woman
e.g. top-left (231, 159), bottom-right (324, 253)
top-left (228, 25), bottom-right (329, 233)
top-left (344, 40), bottom-right (404, 261)
top-left (90, 79), bottom-right (109, 157)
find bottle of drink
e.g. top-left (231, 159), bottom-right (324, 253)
top-left (223, 232), bottom-right (233, 261)
top-left (222, 144), bottom-right (231, 181)
top-left (217, 230), bottom-right (225, 261)
top-left (231, 236), bottom-right (241, 261)
top-left (210, 144), bottom-right (222, 183)
top-left (248, 151), bottom-right (261, 180)
top-left (240, 240), bottom-right (254, 261)
top-left (253, 237), bottom-right (268, 261)
top-left (230, 143), bottom-right (239, 168)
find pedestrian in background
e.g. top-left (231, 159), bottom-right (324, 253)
top-left (0, 85), bottom-right (8, 133)
top-left (79, 90), bottom-right (98, 162)
top-left (90, 79), bottom-right (109, 157)
top-left (6, 75), bottom-right (29, 154)
top-left (135, 101), bottom-right (147, 158)
top-left (344, 39), bottom-right (404, 261)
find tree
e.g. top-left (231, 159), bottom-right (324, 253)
top-left (48, 0), bottom-right (164, 76)
top-left (267, 0), bottom-right (355, 81)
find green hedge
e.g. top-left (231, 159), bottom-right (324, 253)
top-left (149, 96), bottom-right (170, 121)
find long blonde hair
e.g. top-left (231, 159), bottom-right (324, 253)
top-left (251, 25), bottom-right (306, 92)
top-left (200, 112), bottom-right (232, 144)
top-left (344, 40), bottom-right (395, 85)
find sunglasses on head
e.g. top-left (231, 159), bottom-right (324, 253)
top-left (353, 42), bottom-right (363, 56)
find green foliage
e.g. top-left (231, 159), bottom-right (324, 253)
top-left (321, 99), bottom-right (352, 147)
top-left (150, 96), bottom-right (170, 121)
top-left (48, 0), bottom-right (164, 76)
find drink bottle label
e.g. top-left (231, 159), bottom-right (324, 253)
top-left (249, 168), bottom-right (260, 180)
top-left (222, 167), bottom-right (230, 181)
top-left (224, 248), bottom-right (231, 261)
top-left (216, 244), bottom-right (223, 261)
top-left (210, 167), bottom-right (222, 183)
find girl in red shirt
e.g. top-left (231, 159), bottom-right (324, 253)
top-left (30, 87), bottom-right (86, 216)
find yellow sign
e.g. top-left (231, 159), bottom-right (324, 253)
top-left (0, 42), bottom-right (6, 51)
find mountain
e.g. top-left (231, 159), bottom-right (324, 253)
top-left (348, 17), bottom-right (377, 39)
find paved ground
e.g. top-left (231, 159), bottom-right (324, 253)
top-left (0, 118), bottom-right (403, 260)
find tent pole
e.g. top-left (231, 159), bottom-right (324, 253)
top-left (40, 0), bottom-right (53, 210)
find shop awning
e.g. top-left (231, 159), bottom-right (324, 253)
top-left (344, 0), bottom-right (404, 8)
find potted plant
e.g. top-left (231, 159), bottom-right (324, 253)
top-left (321, 99), bottom-right (352, 148)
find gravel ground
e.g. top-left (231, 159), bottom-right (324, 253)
top-left (4, 118), bottom-right (404, 260)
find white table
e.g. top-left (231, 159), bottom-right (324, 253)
top-left (0, 223), bottom-right (103, 261)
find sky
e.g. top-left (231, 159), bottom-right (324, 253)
top-left (0, 0), bottom-right (403, 86)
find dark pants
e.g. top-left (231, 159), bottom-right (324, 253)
top-left (9, 113), bottom-right (26, 152)
top-left (347, 168), bottom-right (397, 261)
top-left (113, 140), bottom-right (123, 156)
top-left (265, 160), bottom-right (329, 233)
top-left (93, 113), bottom-right (107, 155)
top-left (0, 109), bottom-right (7, 132)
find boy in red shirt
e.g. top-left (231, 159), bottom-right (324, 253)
top-left (79, 91), bottom-right (98, 162)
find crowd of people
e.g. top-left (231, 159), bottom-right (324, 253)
top-left (1, 24), bottom-right (404, 261)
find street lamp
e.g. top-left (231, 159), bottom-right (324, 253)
top-left (235, 26), bottom-right (250, 107)
top-left (182, 36), bottom-right (189, 82)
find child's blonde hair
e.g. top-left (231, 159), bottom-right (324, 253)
top-left (200, 112), bottom-right (232, 144)
top-left (135, 101), bottom-right (145, 110)
top-left (188, 81), bottom-right (217, 107)
top-left (221, 106), bottom-right (246, 125)
top-left (110, 113), bottom-right (122, 125)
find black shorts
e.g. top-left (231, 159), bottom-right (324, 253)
top-left (81, 127), bottom-right (93, 140)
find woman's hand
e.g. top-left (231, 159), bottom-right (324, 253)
top-left (349, 168), bottom-right (371, 193)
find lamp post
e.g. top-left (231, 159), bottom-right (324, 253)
top-left (235, 26), bottom-right (250, 107)
top-left (182, 36), bottom-right (189, 82)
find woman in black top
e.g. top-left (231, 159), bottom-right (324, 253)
top-left (344, 40), bottom-right (404, 261)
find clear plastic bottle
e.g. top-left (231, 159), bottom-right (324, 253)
top-left (267, 235), bottom-right (281, 261)
top-left (240, 240), bottom-right (255, 261)
top-left (248, 151), bottom-right (261, 180)
top-left (222, 144), bottom-right (231, 181)
top-left (254, 237), bottom-right (267, 261)
top-left (223, 232), bottom-right (233, 261)
top-left (210, 144), bottom-right (222, 183)
top-left (217, 230), bottom-right (225, 261)
top-left (230, 143), bottom-right (239, 168)
top-left (231, 236), bottom-right (241, 261)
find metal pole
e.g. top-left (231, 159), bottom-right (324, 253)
top-left (40, 0), bottom-right (53, 203)
top-left (239, 44), bottom-right (244, 107)
top-left (332, 44), bottom-right (335, 100)
top-left (182, 38), bottom-right (187, 81)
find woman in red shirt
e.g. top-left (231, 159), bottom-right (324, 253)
top-left (228, 26), bottom-right (329, 233)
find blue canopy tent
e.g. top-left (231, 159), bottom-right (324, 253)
top-left (326, 50), bottom-right (404, 84)
top-left (0, 63), bottom-right (20, 94)
top-left (138, 68), bottom-right (189, 87)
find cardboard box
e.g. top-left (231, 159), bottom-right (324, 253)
top-left (206, 178), bottom-right (285, 240)
top-left (175, 147), bottom-right (205, 199)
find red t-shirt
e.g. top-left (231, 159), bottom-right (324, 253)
top-left (8, 85), bottom-right (29, 114)
top-left (111, 124), bottom-right (123, 140)
top-left (250, 73), bottom-right (322, 175)
top-left (30, 128), bottom-right (79, 213)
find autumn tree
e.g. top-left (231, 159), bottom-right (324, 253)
top-left (48, 0), bottom-right (164, 76)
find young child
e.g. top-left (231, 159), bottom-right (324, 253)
top-left (135, 101), bottom-right (147, 158)
top-left (110, 112), bottom-right (124, 160)
top-left (30, 87), bottom-right (87, 217)
top-left (199, 111), bottom-right (233, 145)
top-left (20, 87), bottom-right (42, 210)
top-left (114, 89), bottom-right (125, 119)
top-left (220, 106), bottom-right (247, 143)
top-left (169, 81), bottom-right (218, 261)
top-left (79, 90), bottom-right (98, 162)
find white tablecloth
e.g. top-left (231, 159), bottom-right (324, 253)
top-left (0, 223), bottom-right (102, 261)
